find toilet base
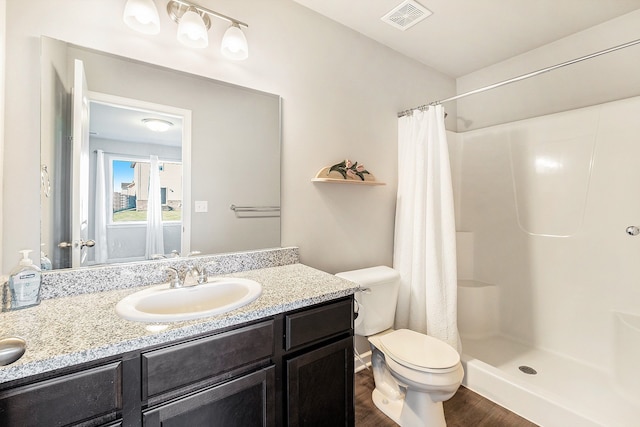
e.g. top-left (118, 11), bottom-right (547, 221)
top-left (372, 388), bottom-right (447, 427)
top-left (372, 388), bottom-right (403, 425)
top-left (400, 389), bottom-right (446, 427)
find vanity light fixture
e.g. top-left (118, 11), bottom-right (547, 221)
top-left (142, 118), bottom-right (174, 132)
top-left (124, 0), bottom-right (249, 59)
top-left (171, 4), bottom-right (210, 48)
top-left (220, 22), bottom-right (249, 60)
top-left (168, 0), bottom-right (249, 58)
top-left (123, 0), bottom-right (161, 35)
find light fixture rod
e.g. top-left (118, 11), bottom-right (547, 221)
top-left (171, 0), bottom-right (248, 28)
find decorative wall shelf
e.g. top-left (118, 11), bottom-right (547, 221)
top-left (312, 163), bottom-right (385, 186)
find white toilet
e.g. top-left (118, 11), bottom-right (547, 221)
top-left (336, 266), bottom-right (463, 427)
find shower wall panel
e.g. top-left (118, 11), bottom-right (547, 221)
top-left (457, 95), bottom-right (640, 371)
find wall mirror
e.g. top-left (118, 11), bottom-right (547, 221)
top-left (40, 37), bottom-right (281, 270)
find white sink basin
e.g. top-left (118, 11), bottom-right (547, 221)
top-left (115, 278), bottom-right (262, 322)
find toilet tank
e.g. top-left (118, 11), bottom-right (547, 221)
top-left (335, 266), bottom-right (400, 337)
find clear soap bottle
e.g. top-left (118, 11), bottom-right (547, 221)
top-left (40, 251), bottom-right (53, 271)
top-left (2, 250), bottom-right (42, 311)
top-left (40, 243), bottom-right (52, 271)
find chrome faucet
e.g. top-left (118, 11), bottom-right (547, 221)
top-left (186, 261), bottom-right (217, 286)
top-left (164, 263), bottom-right (210, 288)
top-left (165, 267), bottom-right (183, 288)
top-left (182, 265), bottom-right (206, 287)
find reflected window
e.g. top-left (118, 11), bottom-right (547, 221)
top-left (111, 159), bottom-right (182, 223)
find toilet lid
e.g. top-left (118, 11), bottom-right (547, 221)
top-left (379, 329), bottom-right (460, 371)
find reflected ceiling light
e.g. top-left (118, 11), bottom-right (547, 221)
top-left (535, 157), bottom-right (562, 174)
top-left (123, 0), bottom-right (160, 35)
top-left (221, 23), bottom-right (249, 60)
top-left (142, 118), bottom-right (174, 132)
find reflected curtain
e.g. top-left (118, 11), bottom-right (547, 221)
top-left (145, 155), bottom-right (165, 258)
top-left (94, 150), bottom-right (108, 263)
top-left (393, 105), bottom-right (461, 353)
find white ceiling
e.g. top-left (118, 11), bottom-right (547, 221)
top-left (293, 0), bottom-right (640, 77)
top-left (90, 102), bottom-right (182, 146)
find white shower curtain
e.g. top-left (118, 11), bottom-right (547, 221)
top-left (393, 105), bottom-right (461, 353)
top-left (94, 150), bottom-right (108, 264)
top-left (145, 155), bottom-right (165, 259)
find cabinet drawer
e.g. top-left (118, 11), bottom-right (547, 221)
top-left (143, 366), bottom-right (275, 427)
top-left (0, 361), bottom-right (122, 427)
top-left (285, 298), bottom-right (353, 351)
top-left (143, 320), bottom-right (274, 399)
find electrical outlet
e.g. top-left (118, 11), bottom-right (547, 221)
top-left (194, 201), bottom-right (208, 213)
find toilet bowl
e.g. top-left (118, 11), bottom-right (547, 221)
top-left (370, 329), bottom-right (464, 427)
top-left (336, 266), bottom-right (463, 427)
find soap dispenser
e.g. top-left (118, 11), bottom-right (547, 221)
top-left (40, 244), bottom-right (53, 271)
top-left (2, 250), bottom-right (42, 311)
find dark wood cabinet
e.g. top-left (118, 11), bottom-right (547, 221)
top-left (286, 337), bottom-right (354, 427)
top-left (142, 320), bottom-right (274, 404)
top-left (143, 366), bottom-right (275, 427)
top-left (283, 297), bottom-right (355, 427)
top-left (0, 361), bottom-right (122, 427)
top-left (0, 296), bottom-right (354, 427)
top-left (284, 298), bottom-right (353, 351)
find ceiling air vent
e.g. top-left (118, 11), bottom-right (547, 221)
top-left (381, 0), bottom-right (432, 31)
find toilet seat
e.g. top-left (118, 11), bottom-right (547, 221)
top-left (379, 329), bottom-right (460, 373)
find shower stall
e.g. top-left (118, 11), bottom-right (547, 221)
top-left (450, 74), bottom-right (640, 426)
top-left (394, 20), bottom-right (640, 423)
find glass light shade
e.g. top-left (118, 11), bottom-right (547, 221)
top-left (123, 0), bottom-right (160, 35)
top-left (221, 24), bottom-right (248, 60)
top-left (142, 119), bottom-right (174, 132)
top-left (177, 10), bottom-right (209, 48)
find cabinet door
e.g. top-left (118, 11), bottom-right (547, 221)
top-left (286, 337), bottom-right (354, 427)
top-left (143, 366), bottom-right (275, 427)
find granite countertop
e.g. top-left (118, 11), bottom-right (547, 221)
top-left (0, 263), bottom-right (358, 385)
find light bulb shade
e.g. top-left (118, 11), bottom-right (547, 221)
top-left (123, 0), bottom-right (160, 35)
top-left (221, 24), bottom-right (248, 60)
top-left (177, 10), bottom-right (209, 48)
top-left (142, 118), bottom-right (174, 132)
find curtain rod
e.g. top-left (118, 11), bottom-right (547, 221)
top-left (398, 38), bottom-right (640, 118)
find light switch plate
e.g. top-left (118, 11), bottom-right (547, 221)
top-left (194, 201), bottom-right (208, 213)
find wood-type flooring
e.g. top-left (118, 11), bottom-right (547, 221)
top-left (355, 369), bottom-right (538, 426)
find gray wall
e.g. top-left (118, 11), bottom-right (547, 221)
top-left (1, 0), bottom-right (456, 273)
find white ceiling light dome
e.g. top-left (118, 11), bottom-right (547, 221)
top-left (142, 118), bottom-right (174, 132)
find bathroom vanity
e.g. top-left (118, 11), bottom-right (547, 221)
top-left (0, 261), bottom-right (357, 426)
